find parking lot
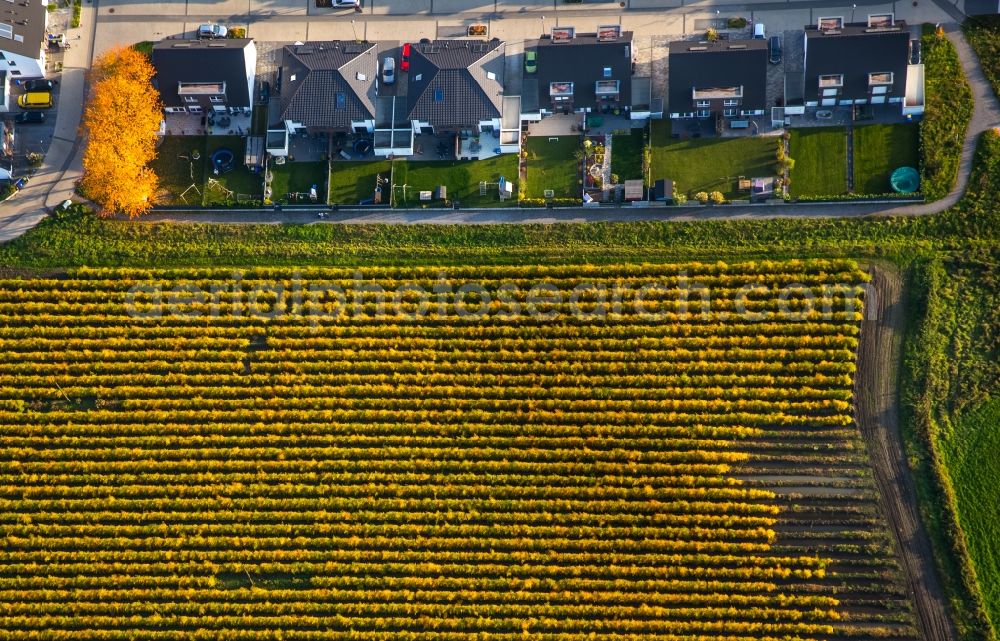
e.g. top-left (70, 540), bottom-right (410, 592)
top-left (4, 78), bottom-right (63, 174)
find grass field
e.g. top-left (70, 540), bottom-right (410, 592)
top-left (789, 127), bottom-right (848, 198)
top-left (524, 136), bottom-right (581, 198)
top-left (268, 161), bottom-right (329, 205)
top-left (853, 124), bottom-right (921, 194)
top-left (149, 137), bottom-right (207, 206)
top-left (609, 128), bottom-right (646, 182)
top-left (943, 397), bottom-right (1000, 629)
top-left (328, 160), bottom-right (393, 205)
top-left (392, 156), bottom-right (519, 207)
top-left (649, 121), bottom-right (775, 199)
top-left (0, 259), bottom-right (924, 639)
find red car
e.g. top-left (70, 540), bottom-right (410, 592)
top-left (400, 42), bottom-right (411, 72)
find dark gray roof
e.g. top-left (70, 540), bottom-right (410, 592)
top-left (667, 39), bottom-right (768, 112)
top-left (406, 39), bottom-right (505, 128)
top-left (152, 39), bottom-right (255, 107)
top-left (804, 22), bottom-right (910, 101)
top-left (533, 31), bottom-right (634, 109)
top-left (0, 0), bottom-right (45, 61)
top-left (280, 41), bottom-right (378, 130)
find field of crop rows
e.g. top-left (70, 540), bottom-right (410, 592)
top-left (0, 260), bottom-right (918, 640)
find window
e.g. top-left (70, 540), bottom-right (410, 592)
top-left (165, 107), bottom-right (187, 114)
top-left (695, 100), bottom-right (710, 107)
top-left (869, 71), bottom-right (893, 85)
top-left (10, 70), bottom-right (20, 76)
top-left (184, 96), bottom-right (198, 103)
top-left (818, 74), bottom-right (843, 88)
top-left (696, 109), bottom-right (710, 118)
top-left (723, 108), bottom-right (737, 116)
top-left (723, 99), bottom-right (739, 106)
top-left (209, 96), bottom-right (225, 103)
top-left (594, 80), bottom-right (619, 96)
top-left (603, 66), bottom-right (611, 78)
top-left (335, 92), bottom-right (346, 109)
top-left (0, 23), bottom-right (11, 39)
top-left (356, 72), bottom-right (367, 81)
top-left (289, 74), bottom-right (296, 82)
top-left (188, 106), bottom-right (203, 113)
top-left (486, 71), bottom-right (496, 80)
top-left (822, 88), bottom-right (838, 97)
top-left (7, 61), bottom-right (14, 66)
top-left (872, 85), bottom-right (888, 95)
top-left (434, 88), bottom-right (444, 102)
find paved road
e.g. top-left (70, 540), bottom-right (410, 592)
top-left (98, 0), bottom-right (914, 21)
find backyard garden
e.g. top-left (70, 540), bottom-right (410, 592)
top-left (328, 160), bottom-right (393, 206)
top-left (788, 127), bottom-right (848, 198)
top-left (648, 121), bottom-right (776, 201)
top-left (523, 136), bottom-right (582, 201)
top-left (150, 136), bottom-right (264, 207)
top-left (853, 124), bottom-right (920, 194)
top-left (391, 155), bottom-right (519, 208)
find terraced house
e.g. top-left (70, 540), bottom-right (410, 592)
top-left (667, 39), bottom-right (768, 121)
top-left (803, 14), bottom-right (923, 114)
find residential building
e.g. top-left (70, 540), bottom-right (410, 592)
top-left (667, 39), bottom-right (768, 120)
top-left (0, 0), bottom-right (48, 79)
top-left (405, 38), bottom-right (505, 134)
top-left (278, 41), bottom-right (378, 133)
top-left (532, 26), bottom-right (634, 115)
top-left (803, 15), bottom-right (912, 109)
top-left (152, 39), bottom-right (257, 116)
top-left (0, 70), bottom-right (9, 112)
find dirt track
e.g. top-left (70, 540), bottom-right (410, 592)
top-left (856, 267), bottom-right (957, 641)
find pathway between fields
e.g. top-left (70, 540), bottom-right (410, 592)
top-left (857, 266), bottom-right (958, 641)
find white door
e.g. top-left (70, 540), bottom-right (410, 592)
top-left (871, 96), bottom-right (886, 104)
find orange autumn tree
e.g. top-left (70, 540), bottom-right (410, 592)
top-left (81, 47), bottom-right (163, 218)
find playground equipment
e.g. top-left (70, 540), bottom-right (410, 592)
top-left (211, 148), bottom-right (235, 175)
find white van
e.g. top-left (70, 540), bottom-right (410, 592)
top-left (753, 23), bottom-right (765, 39)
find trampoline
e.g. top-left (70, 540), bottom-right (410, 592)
top-left (353, 139), bottom-right (373, 155)
top-left (211, 148), bottom-right (235, 175)
top-left (890, 166), bottom-right (919, 193)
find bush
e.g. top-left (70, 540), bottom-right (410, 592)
top-left (963, 16), bottom-right (1000, 100)
top-left (727, 17), bottom-right (747, 29)
top-left (70, 0), bottom-right (81, 28)
top-left (920, 25), bottom-right (973, 201)
top-left (46, 3), bottom-right (56, 12)
top-left (227, 27), bottom-right (247, 39)
top-left (706, 28), bottom-right (719, 42)
top-left (794, 191), bottom-right (923, 202)
top-left (709, 191), bottom-right (726, 205)
top-left (519, 197), bottom-right (581, 207)
top-left (694, 191), bottom-right (709, 203)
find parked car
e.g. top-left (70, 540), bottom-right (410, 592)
top-left (197, 24), bottom-right (227, 39)
top-left (768, 36), bottom-right (781, 64)
top-left (14, 112), bottom-right (45, 124)
top-left (753, 23), bottom-right (765, 39)
top-left (333, 0), bottom-right (359, 6)
top-left (382, 56), bottom-right (395, 85)
top-left (17, 93), bottom-right (53, 109)
top-left (524, 50), bottom-right (537, 74)
top-left (401, 42), bottom-right (411, 72)
top-left (23, 79), bottom-right (54, 93)
top-left (910, 39), bottom-right (921, 64)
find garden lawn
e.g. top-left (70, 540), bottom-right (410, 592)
top-left (150, 136), bottom-right (207, 206)
top-left (329, 160), bottom-right (393, 205)
top-left (203, 136), bottom-right (263, 205)
top-left (392, 156), bottom-right (519, 208)
top-left (942, 397), bottom-right (1000, 631)
top-left (649, 121), bottom-right (775, 200)
top-left (609, 129), bottom-right (646, 182)
top-left (789, 127), bottom-right (848, 198)
top-left (853, 124), bottom-right (920, 194)
top-left (269, 161), bottom-right (328, 205)
top-left (524, 136), bottom-right (581, 199)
